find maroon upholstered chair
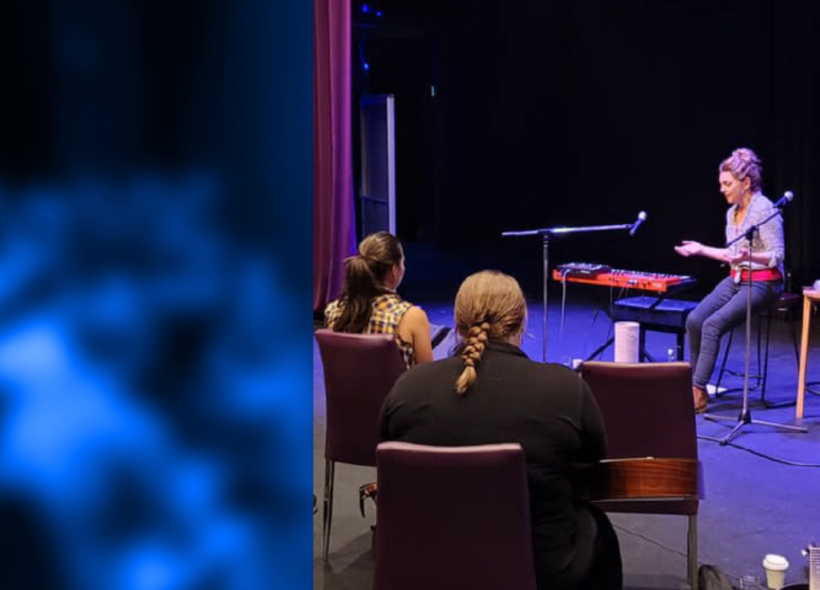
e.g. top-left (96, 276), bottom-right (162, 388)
top-left (579, 361), bottom-right (702, 590)
top-left (314, 328), bottom-right (406, 563)
top-left (373, 442), bottom-right (536, 590)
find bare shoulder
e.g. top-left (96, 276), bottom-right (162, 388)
top-left (403, 304), bottom-right (430, 325)
top-left (402, 305), bottom-right (433, 363)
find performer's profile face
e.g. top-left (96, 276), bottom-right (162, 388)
top-left (718, 171), bottom-right (749, 205)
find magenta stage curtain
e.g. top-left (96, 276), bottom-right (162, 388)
top-left (314, 0), bottom-right (355, 313)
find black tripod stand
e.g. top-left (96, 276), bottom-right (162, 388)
top-left (501, 212), bottom-right (646, 362)
top-left (703, 211), bottom-right (807, 444)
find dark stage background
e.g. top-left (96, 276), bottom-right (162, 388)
top-left (353, 0), bottom-right (819, 298)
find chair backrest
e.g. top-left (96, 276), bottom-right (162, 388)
top-left (315, 329), bottom-right (406, 467)
top-left (373, 442), bottom-right (536, 590)
top-left (579, 361), bottom-right (699, 516)
top-left (579, 361), bottom-right (697, 460)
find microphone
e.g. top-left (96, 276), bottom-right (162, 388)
top-left (773, 191), bottom-right (794, 208)
top-left (629, 211), bottom-right (648, 237)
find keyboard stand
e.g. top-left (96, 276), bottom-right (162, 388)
top-left (502, 219), bottom-right (638, 361)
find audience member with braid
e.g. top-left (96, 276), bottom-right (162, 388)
top-left (325, 231), bottom-right (432, 368)
top-left (380, 270), bottom-right (622, 590)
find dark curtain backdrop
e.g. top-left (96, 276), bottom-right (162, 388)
top-left (356, 0), bottom-right (819, 295)
top-left (314, 0), bottom-right (355, 313)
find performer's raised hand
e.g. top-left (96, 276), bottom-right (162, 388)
top-left (674, 240), bottom-right (702, 257)
top-left (727, 247), bottom-right (751, 266)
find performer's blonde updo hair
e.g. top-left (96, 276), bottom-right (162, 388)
top-left (719, 147), bottom-right (763, 193)
top-left (453, 270), bottom-right (527, 395)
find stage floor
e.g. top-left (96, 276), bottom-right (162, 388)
top-left (314, 295), bottom-right (820, 589)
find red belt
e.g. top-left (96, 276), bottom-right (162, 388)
top-left (730, 268), bottom-right (782, 282)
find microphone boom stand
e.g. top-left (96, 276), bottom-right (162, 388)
top-left (502, 219), bottom-right (638, 362)
top-left (703, 211), bottom-right (807, 444)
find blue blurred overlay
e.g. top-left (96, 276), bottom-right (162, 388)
top-left (0, 2), bottom-right (311, 590)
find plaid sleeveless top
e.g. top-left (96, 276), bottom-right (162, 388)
top-left (324, 293), bottom-right (415, 369)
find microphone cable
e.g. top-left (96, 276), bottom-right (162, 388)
top-left (696, 432), bottom-right (820, 467)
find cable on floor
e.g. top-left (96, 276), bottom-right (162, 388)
top-left (612, 523), bottom-right (685, 558)
top-left (614, 520), bottom-right (765, 588)
top-left (696, 433), bottom-right (820, 467)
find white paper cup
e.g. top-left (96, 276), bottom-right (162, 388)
top-left (762, 554), bottom-right (788, 589)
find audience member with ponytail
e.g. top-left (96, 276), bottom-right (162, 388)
top-left (380, 270), bottom-right (622, 590)
top-left (324, 231), bottom-right (432, 368)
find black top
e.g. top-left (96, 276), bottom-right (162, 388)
top-left (379, 340), bottom-right (607, 568)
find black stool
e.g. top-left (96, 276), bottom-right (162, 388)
top-left (714, 292), bottom-right (801, 406)
top-left (611, 296), bottom-right (699, 361)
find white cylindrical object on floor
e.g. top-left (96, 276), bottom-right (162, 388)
top-left (614, 321), bottom-right (640, 363)
top-left (762, 554), bottom-right (788, 590)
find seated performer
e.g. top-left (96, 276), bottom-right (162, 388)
top-left (324, 231), bottom-right (432, 368)
top-left (379, 270), bottom-right (622, 590)
top-left (675, 147), bottom-right (784, 412)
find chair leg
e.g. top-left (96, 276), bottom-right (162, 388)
top-left (688, 514), bottom-right (698, 590)
top-left (715, 329), bottom-right (733, 396)
top-left (717, 316), bottom-right (768, 395)
top-left (676, 331), bottom-right (685, 361)
top-left (790, 310), bottom-right (800, 369)
top-left (760, 311), bottom-right (772, 402)
top-left (322, 460), bottom-right (335, 563)
top-left (752, 313), bottom-right (765, 390)
top-left (761, 310), bottom-right (798, 408)
top-left (737, 314), bottom-right (765, 391)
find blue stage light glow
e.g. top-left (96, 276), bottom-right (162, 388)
top-left (363, 62), bottom-right (370, 71)
top-left (0, 169), bottom-right (309, 590)
top-left (362, 4), bottom-right (370, 12)
top-left (0, 1), bottom-right (311, 588)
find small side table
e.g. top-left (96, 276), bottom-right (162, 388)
top-left (796, 287), bottom-right (820, 419)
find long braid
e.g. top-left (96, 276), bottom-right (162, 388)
top-left (452, 271), bottom-right (527, 396)
top-left (455, 322), bottom-right (489, 395)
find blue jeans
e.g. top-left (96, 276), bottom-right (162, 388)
top-left (686, 276), bottom-right (783, 389)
